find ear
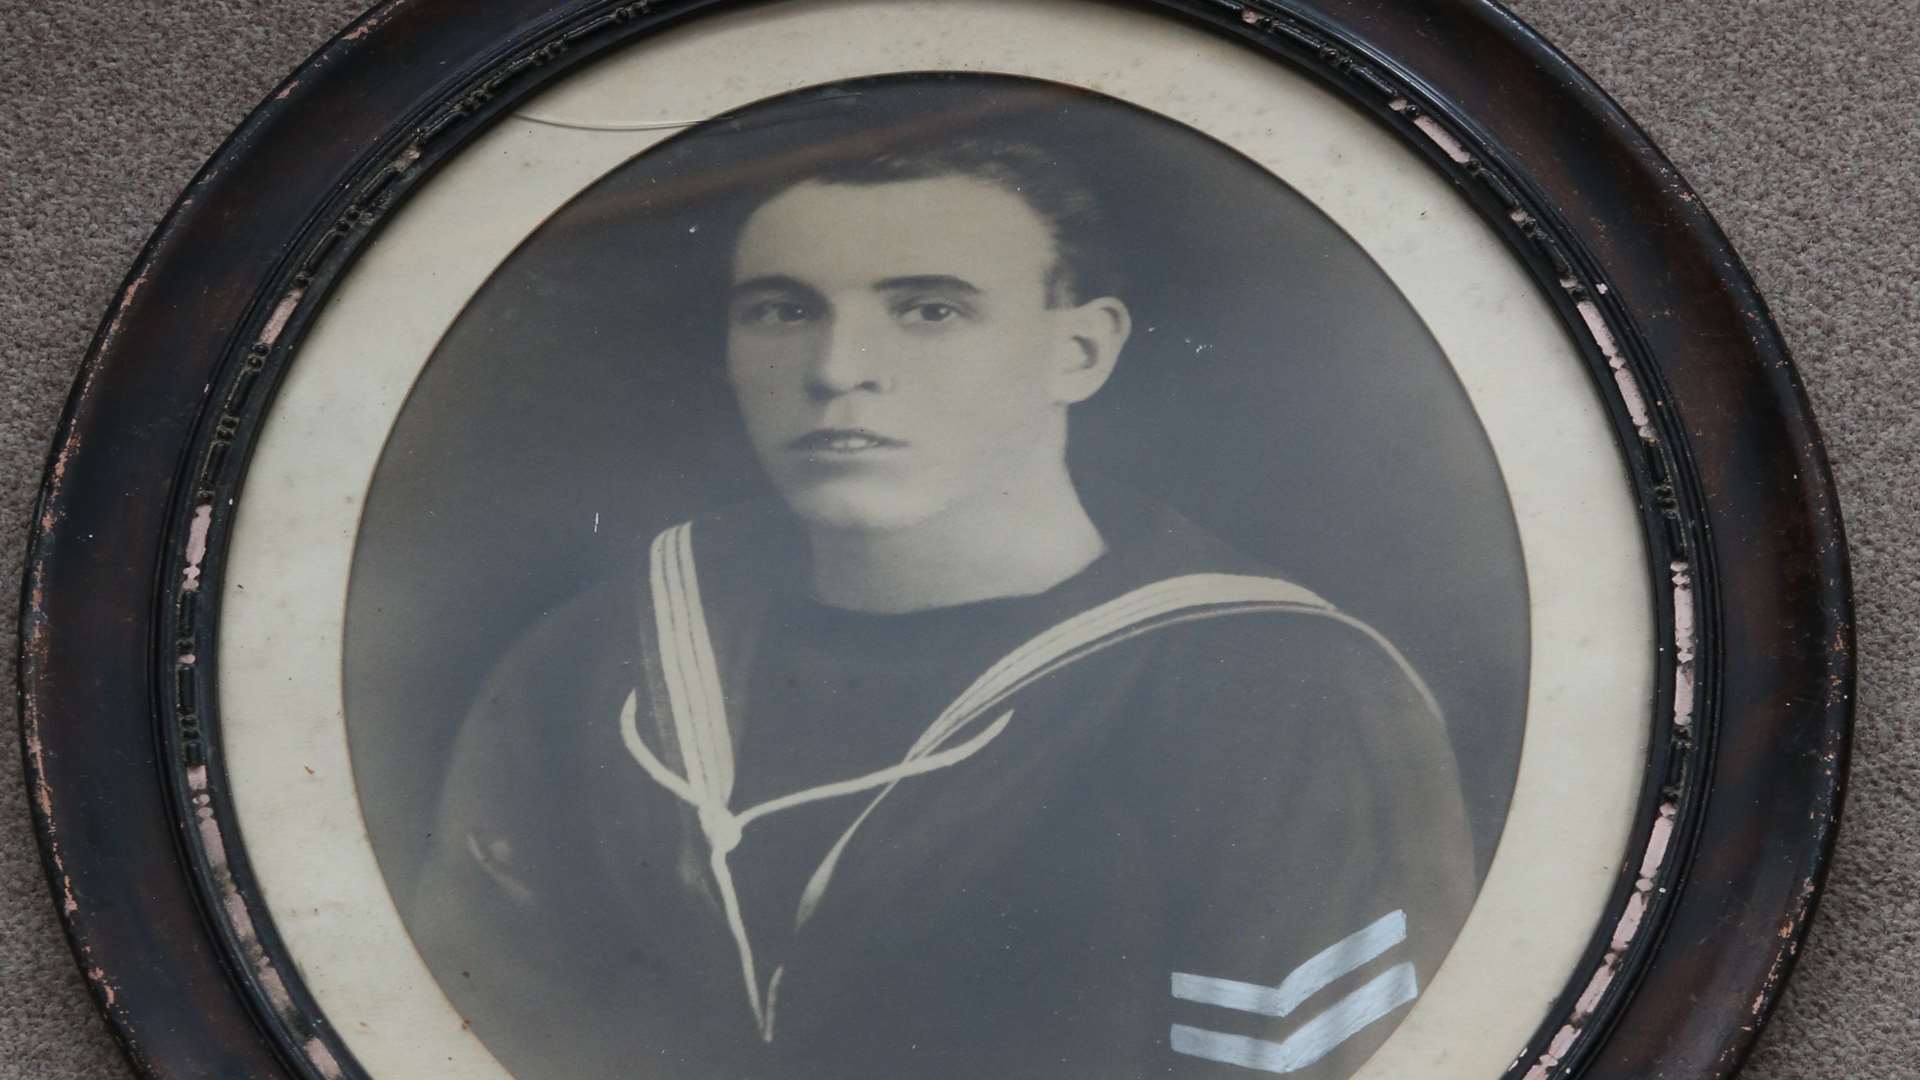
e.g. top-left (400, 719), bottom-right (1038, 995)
top-left (1051, 296), bottom-right (1133, 405)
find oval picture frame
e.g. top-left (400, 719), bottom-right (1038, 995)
top-left (20, 2), bottom-right (1852, 1080)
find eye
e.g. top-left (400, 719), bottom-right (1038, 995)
top-left (736, 299), bottom-right (815, 327)
top-left (899, 301), bottom-right (963, 325)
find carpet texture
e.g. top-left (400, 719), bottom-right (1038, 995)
top-left (2, 2), bottom-right (1912, 1078)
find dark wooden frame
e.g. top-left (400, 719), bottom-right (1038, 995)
top-left (18, 1), bottom-right (1853, 1078)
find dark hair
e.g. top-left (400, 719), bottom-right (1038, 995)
top-left (761, 137), bottom-right (1122, 308)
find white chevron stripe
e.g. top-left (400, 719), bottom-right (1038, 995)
top-left (1170, 962), bottom-right (1420, 1074)
top-left (1172, 910), bottom-right (1407, 1018)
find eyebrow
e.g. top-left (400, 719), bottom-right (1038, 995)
top-left (728, 273), bottom-right (984, 298)
top-left (873, 275), bottom-right (982, 296)
top-left (729, 274), bottom-right (822, 300)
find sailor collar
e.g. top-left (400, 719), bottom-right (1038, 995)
top-left (614, 503), bottom-right (1438, 1042)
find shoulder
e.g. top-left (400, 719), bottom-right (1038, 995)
top-left (1108, 581), bottom-right (1478, 915)
top-left (1106, 582), bottom-right (1464, 824)
top-left (466, 569), bottom-right (644, 722)
top-left (1047, 486), bottom-right (1452, 760)
top-left (1128, 583), bottom-right (1439, 726)
top-left (431, 559), bottom-right (658, 822)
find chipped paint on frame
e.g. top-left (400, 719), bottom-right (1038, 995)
top-left (185, 763), bottom-right (345, 1077)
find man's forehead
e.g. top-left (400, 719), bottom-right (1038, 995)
top-left (731, 175), bottom-right (1058, 287)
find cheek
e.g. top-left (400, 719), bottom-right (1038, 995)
top-left (726, 341), bottom-right (799, 415)
top-left (915, 358), bottom-right (1059, 459)
top-left (724, 334), bottom-right (771, 388)
top-left (932, 329), bottom-right (1058, 410)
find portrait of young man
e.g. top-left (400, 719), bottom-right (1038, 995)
top-left (400, 84), bottom-right (1485, 1080)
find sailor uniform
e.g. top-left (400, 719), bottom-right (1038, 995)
top-left (407, 496), bottom-right (1476, 1079)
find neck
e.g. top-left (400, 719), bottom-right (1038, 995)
top-left (805, 467), bottom-right (1106, 615)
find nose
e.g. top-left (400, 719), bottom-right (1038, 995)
top-left (806, 315), bottom-right (892, 400)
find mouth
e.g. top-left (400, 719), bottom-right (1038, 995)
top-left (788, 428), bottom-right (908, 454)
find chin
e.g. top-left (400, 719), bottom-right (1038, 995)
top-left (780, 485), bottom-right (947, 535)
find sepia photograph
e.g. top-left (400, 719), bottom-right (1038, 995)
top-left (344, 74), bottom-right (1528, 1078)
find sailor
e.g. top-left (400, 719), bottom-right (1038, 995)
top-left (409, 136), bottom-right (1476, 1080)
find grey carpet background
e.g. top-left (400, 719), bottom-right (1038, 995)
top-left (2, 1), bottom-right (1912, 1077)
